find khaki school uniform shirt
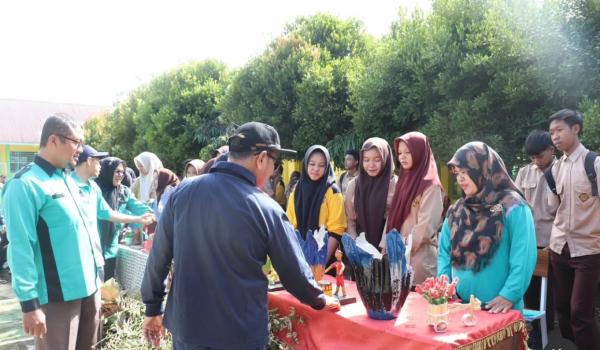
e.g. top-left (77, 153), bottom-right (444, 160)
top-left (344, 175), bottom-right (398, 238)
top-left (514, 160), bottom-right (558, 247)
top-left (548, 144), bottom-right (600, 257)
top-left (339, 171), bottom-right (358, 197)
top-left (381, 184), bottom-right (444, 285)
top-left (380, 185), bottom-right (444, 250)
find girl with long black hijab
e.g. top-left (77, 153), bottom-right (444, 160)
top-left (97, 157), bottom-right (153, 280)
top-left (287, 145), bottom-right (347, 262)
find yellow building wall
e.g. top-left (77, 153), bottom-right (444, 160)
top-left (0, 145), bottom-right (6, 176)
top-left (0, 143), bottom-right (39, 177)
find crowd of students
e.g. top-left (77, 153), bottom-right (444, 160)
top-left (267, 108), bottom-right (599, 349)
top-left (0, 108), bottom-right (599, 349)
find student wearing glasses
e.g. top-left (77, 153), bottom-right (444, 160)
top-left (96, 156), bottom-right (155, 280)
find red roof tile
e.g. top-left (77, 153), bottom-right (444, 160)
top-left (0, 98), bottom-right (109, 144)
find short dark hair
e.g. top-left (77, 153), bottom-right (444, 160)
top-left (228, 150), bottom-right (254, 161)
top-left (345, 149), bottom-right (359, 161)
top-left (40, 114), bottom-right (81, 147)
top-left (548, 109), bottom-right (583, 135)
top-left (525, 130), bottom-right (554, 156)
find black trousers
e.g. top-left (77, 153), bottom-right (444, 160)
top-left (550, 244), bottom-right (600, 349)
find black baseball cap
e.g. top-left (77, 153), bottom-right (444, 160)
top-left (77, 145), bottom-right (109, 165)
top-left (228, 122), bottom-right (296, 155)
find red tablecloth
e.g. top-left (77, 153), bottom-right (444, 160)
top-left (268, 277), bottom-right (527, 350)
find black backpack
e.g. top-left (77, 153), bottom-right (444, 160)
top-left (339, 171), bottom-right (347, 188)
top-left (544, 151), bottom-right (599, 197)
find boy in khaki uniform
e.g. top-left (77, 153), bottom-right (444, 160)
top-left (514, 131), bottom-right (558, 331)
top-left (548, 109), bottom-right (600, 349)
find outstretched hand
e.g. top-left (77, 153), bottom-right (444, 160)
top-left (139, 213), bottom-right (156, 226)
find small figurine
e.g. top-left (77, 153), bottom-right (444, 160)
top-left (324, 249), bottom-right (346, 297)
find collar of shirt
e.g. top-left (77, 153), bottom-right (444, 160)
top-left (71, 172), bottom-right (92, 192)
top-left (564, 143), bottom-right (586, 163)
top-left (34, 154), bottom-right (62, 177)
top-left (530, 156), bottom-right (557, 173)
top-left (210, 161), bottom-right (257, 186)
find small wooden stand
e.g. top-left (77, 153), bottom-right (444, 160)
top-left (336, 294), bottom-right (357, 305)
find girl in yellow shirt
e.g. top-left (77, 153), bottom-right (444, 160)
top-left (287, 145), bottom-right (347, 262)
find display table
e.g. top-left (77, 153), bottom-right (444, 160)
top-left (115, 244), bottom-right (149, 294)
top-left (268, 277), bottom-right (527, 350)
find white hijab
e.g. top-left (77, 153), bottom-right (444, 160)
top-left (134, 152), bottom-right (163, 203)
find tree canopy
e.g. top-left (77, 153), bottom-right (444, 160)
top-left (86, 2), bottom-right (600, 174)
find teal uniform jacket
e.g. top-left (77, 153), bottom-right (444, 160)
top-left (71, 173), bottom-right (113, 267)
top-left (98, 185), bottom-right (150, 259)
top-left (437, 203), bottom-right (537, 311)
top-left (2, 156), bottom-right (102, 312)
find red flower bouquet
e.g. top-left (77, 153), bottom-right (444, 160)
top-left (415, 275), bottom-right (458, 305)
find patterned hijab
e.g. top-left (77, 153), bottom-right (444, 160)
top-left (387, 132), bottom-right (442, 233)
top-left (446, 142), bottom-right (525, 272)
top-left (294, 145), bottom-right (337, 239)
top-left (354, 138), bottom-right (395, 247)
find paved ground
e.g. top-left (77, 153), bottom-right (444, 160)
top-left (0, 269), bottom-right (33, 350)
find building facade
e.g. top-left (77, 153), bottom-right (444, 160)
top-left (0, 99), bottom-right (109, 177)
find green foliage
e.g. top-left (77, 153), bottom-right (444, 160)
top-left (268, 307), bottom-right (305, 350)
top-left (581, 98), bottom-right (600, 152)
top-left (84, 111), bottom-right (112, 153)
top-left (85, 60), bottom-right (229, 173)
top-left (350, 12), bottom-right (436, 142)
top-left (220, 14), bottom-right (371, 156)
top-left (99, 297), bottom-right (172, 350)
top-left (86, 2), bottom-right (600, 170)
top-left (285, 13), bottom-right (371, 59)
top-left (325, 131), bottom-right (364, 166)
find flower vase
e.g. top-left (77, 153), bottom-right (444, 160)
top-left (427, 302), bottom-right (449, 332)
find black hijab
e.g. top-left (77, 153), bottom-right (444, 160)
top-left (122, 167), bottom-right (136, 188)
top-left (97, 157), bottom-right (127, 208)
top-left (97, 157), bottom-right (127, 251)
top-left (294, 145), bottom-right (337, 239)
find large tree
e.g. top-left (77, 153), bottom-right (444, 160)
top-left (85, 60), bottom-right (229, 172)
top-left (220, 14), bottom-right (372, 160)
top-left (352, 0), bottom-right (560, 170)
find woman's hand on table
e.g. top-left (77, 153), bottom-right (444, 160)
top-left (485, 296), bottom-right (513, 313)
top-left (323, 295), bottom-right (341, 311)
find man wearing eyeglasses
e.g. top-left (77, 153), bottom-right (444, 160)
top-left (142, 122), bottom-right (340, 350)
top-left (2, 115), bottom-right (103, 350)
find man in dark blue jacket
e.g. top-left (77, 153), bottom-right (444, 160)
top-left (142, 122), bottom-right (339, 350)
